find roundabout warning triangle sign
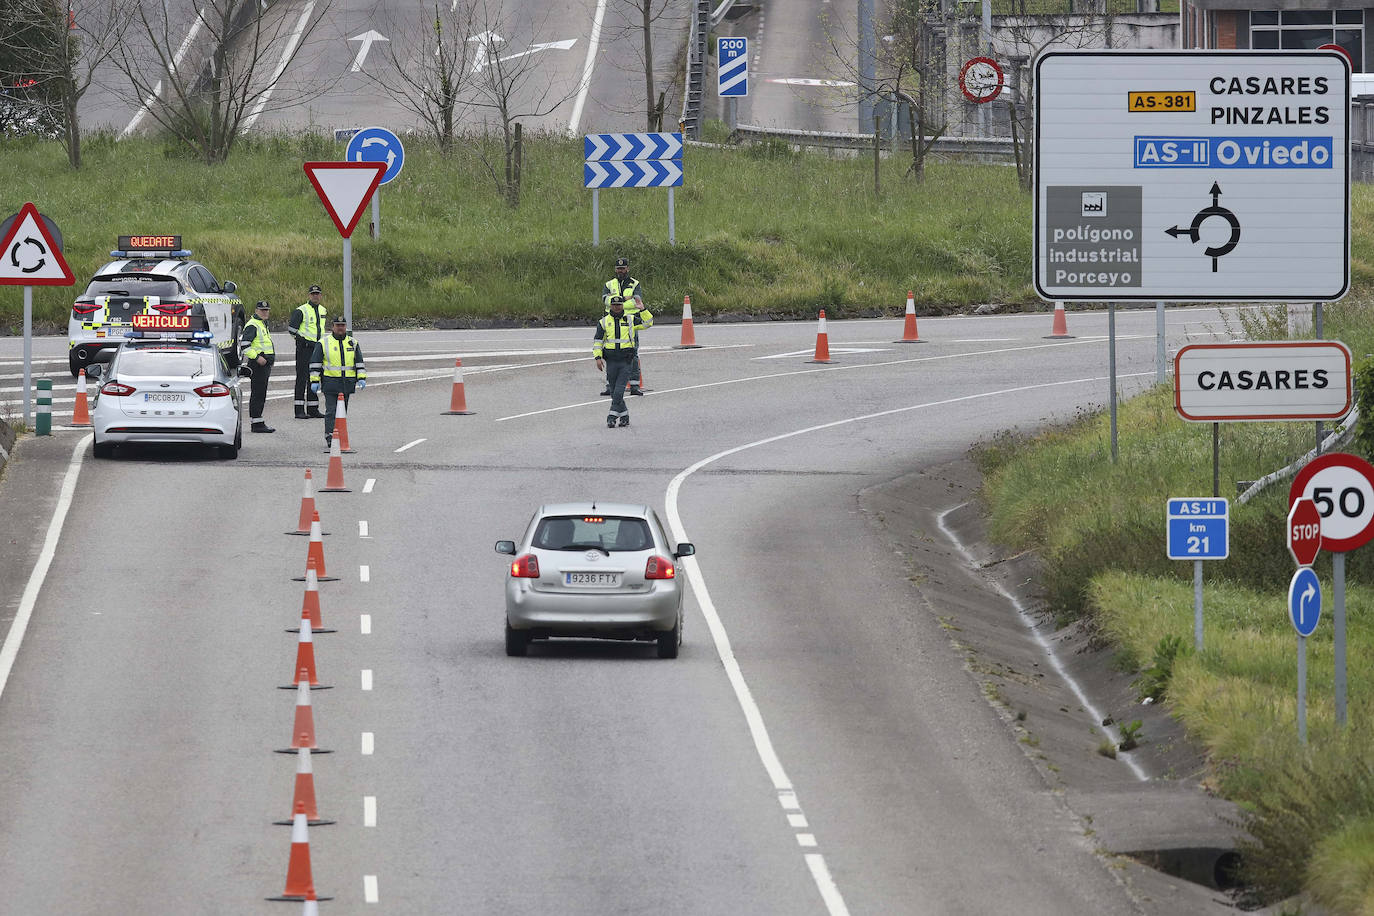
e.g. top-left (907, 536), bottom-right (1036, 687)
top-left (0, 203), bottom-right (74, 286)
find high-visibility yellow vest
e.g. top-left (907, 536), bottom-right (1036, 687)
top-left (593, 312), bottom-right (643, 358)
top-left (294, 301), bottom-right (327, 343)
top-left (321, 335), bottom-right (361, 378)
top-left (243, 317), bottom-right (274, 359)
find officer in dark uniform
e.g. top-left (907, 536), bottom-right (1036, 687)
top-left (288, 284), bottom-right (327, 419)
top-left (600, 256), bottom-right (649, 396)
top-left (593, 295), bottom-right (650, 428)
top-left (240, 300), bottom-right (276, 433)
top-left (309, 315), bottom-right (367, 448)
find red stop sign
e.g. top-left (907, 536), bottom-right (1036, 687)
top-left (1289, 497), bottom-right (1322, 567)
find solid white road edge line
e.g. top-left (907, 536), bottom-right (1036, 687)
top-left (239, 0), bottom-right (316, 133)
top-left (0, 435), bottom-right (90, 704)
top-left (567, 0), bottom-right (607, 134)
top-left (936, 504), bottom-right (1151, 782)
top-left (664, 372), bottom-right (1152, 916)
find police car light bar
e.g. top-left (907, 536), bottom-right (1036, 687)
top-left (123, 329), bottom-right (214, 341)
top-left (112, 235), bottom-right (190, 259)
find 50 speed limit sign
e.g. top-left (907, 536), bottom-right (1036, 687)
top-left (1290, 453), bottom-right (1374, 552)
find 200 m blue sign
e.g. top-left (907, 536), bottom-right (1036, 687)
top-left (1135, 136), bottom-right (1333, 168)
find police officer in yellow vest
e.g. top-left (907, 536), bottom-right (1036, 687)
top-left (288, 284), bottom-right (327, 419)
top-left (309, 315), bottom-right (367, 448)
top-left (600, 256), bottom-right (650, 397)
top-left (240, 300), bottom-right (276, 433)
top-left (593, 295), bottom-right (650, 428)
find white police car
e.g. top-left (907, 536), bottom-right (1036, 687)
top-left (86, 325), bottom-right (243, 459)
top-left (67, 235), bottom-right (245, 377)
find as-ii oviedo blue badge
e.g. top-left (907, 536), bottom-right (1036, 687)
top-left (1135, 136), bottom-right (1334, 169)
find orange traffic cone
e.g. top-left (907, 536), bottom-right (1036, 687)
top-left (286, 470), bottom-right (317, 536)
top-left (319, 436), bottom-right (350, 493)
top-left (676, 295), bottom-right (701, 349)
top-left (894, 291), bottom-right (924, 343)
top-left (265, 803), bottom-right (332, 901)
top-left (280, 615), bottom-right (328, 690)
top-left (71, 369), bottom-right (92, 427)
top-left (292, 511), bottom-right (338, 581)
top-left (1045, 301), bottom-right (1073, 339)
top-left (441, 359), bottom-right (475, 415)
top-left (334, 393), bottom-right (353, 453)
top-left (806, 310), bottom-right (832, 363)
top-left (275, 680), bottom-right (331, 755)
top-left (274, 746), bottom-right (335, 826)
top-left (287, 566), bottom-right (336, 633)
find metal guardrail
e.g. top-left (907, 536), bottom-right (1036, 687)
top-left (734, 124), bottom-right (1017, 160)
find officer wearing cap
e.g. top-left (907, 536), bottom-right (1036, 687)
top-left (240, 300), bottom-right (276, 433)
top-left (288, 284), bottom-right (327, 419)
top-left (309, 315), bottom-right (367, 448)
top-left (600, 256), bottom-right (651, 397)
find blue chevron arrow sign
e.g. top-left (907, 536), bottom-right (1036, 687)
top-left (583, 132), bottom-right (683, 162)
top-left (584, 158), bottom-right (684, 189)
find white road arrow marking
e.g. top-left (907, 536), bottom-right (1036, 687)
top-left (468, 31), bottom-right (505, 73)
top-left (349, 29), bottom-right (389, 72)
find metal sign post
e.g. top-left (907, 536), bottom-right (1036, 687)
top-left (1289, 566), bottom-right (1322, 743)
top-left (1167, 498), bottom-right (1229, 650)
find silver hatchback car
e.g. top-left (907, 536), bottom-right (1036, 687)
top-left (496, 503), bottom-right (695, 658)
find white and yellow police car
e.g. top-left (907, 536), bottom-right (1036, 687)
top-left (67, 235), bottom-right (245, 377)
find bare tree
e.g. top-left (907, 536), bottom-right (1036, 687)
top-left (603, 0), bottom-right (679, 131)
top-left (466, 0), bottom-right (580, 206)
top-left (362, 0), bottom-right (478, 155)
top-left (113, 0), bottom-right (332, 162)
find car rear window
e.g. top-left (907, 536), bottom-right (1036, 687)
top-left (82, 275), bottom-right (182, 299)
top-left (534, 516), bottom-right (652, 552)
top-left (116, 348), bottom-right (216, 376)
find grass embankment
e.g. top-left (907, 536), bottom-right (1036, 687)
top-left (0, 130), bottom-right (1038, 331)
top-left (973, 299), bottom-right (1374, 909)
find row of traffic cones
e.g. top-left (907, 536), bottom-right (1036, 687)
top-left (803, 293), bottom-right (1074, 362)
top-left (269, 474), bottom-right (351, 906)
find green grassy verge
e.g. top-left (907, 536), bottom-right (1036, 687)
top-left (974, 298), bottom-right (1374, 908)
top-left (3, 128), bottom-right (1373, 331)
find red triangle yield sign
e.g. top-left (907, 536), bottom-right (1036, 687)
top-left (0, 202), bottom-right (74, 286)
top-left (304, 162), bottom-right (386, 238)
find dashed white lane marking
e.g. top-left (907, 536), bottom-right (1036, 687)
top-left (359, 520), bottom-right (370, 539)
top-left (360, 565), bottom-right (370, 583)
top-left (363, 478), bottom-right (375, 494)
top-left (360, 614), bottom-right (372, 635)
top-left (364, 874), bottom-right (379, 903)
top-left (361, 732), bottom-right (374, 755)
top-left (361, 669), bottom-right (373, 691)
top-left (394, 439), bottom-right (425, 453)
top-left (0, 435), bottom-right (89, 703)
top-left (664, 370), bottom-right (1154, 916)
top-left (788, 813), bottom-right (809, 828)
top-left (364, 796), bottom-right (377, 827)
top-left (937, 504), bottom-right (1150, 781)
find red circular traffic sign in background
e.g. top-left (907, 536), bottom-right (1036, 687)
top-left (1290, 452), bottom-right (1374, 552)
top-left (1288, 497), bottom-right (1322, 566)
top-left (958, 57), bottom-right (1004, 104)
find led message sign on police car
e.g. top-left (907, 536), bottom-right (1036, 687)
top-left (132, 314), bottom-right (191, 330)
top-left (118, 235), bottom-right (181, 251)
top-left (1035, 51), bottom-right (1349, 301)
top-left (1174, 340), bottom-right (1352, 422)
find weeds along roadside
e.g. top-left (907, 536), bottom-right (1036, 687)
top-left (0, 130), bottom-right (1033, 330)
top-left (972, 298), bottom-right (1374, 910)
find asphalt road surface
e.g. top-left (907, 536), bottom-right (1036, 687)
top-left (0, 308), bottom-right (1233, 913)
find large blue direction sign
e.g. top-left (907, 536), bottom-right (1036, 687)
top-left (1289, 566), bottom-right (1322, 637)
top-left (583, 132), bottom-right (683, 189)
top-left (346, 126), bottom-right (405, 184)
top-left (1167, 497), bottom-right (1229, 560)
top-left (718, 37), bottom-right (748, 97)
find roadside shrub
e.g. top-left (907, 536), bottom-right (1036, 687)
top-left (1355, 355), bottom-right (1374, 457)
top-left (1134, 634), bottom-right (1190, 701)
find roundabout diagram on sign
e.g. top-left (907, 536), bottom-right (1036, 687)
top-left (1165, 182), bottom-right (1240, 272)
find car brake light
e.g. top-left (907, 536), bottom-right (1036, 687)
top-left (72, 303), bottom-right (100, 316)
top-left (100, 381), bottom-right (136, 396)
top-left (151, 302), bottom-right (190, 315)
top-left (194, 382), bottom-right (231, 397)
top-left (644, 556), bottom-right (675, 579)
top-left (510, 554), bottom-right (540, 578)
